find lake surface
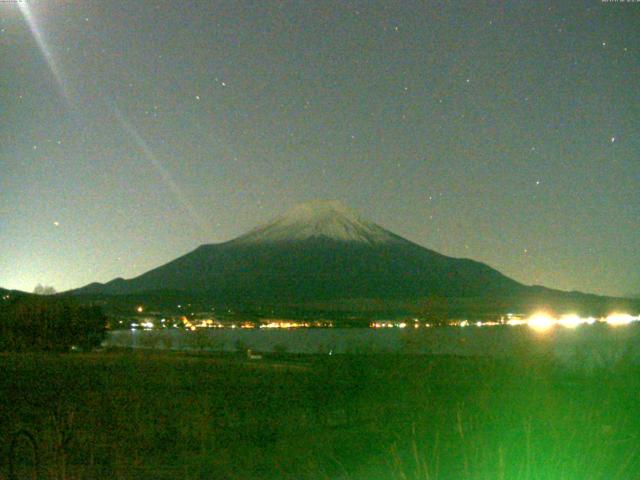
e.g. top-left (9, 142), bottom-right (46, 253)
top-left (106, 324), bottom-right (640, 369)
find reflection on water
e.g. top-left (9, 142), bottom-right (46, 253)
top-left (106, 319), bottom-right (640, 370)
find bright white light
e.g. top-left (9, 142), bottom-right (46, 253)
top-left (527, 313), bottom-right (555, 332)
top-left (507, 319), bottom-right (527, 326)
top-left (557, 314), bottom-right (584, 329)
top-left (606, 313), bottom-right (638, 326)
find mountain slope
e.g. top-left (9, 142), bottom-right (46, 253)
top-left (72, 200), bottom-right (523, 301)
top-left (69, 200), bottom-right (638, 315)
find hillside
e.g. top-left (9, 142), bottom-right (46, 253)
top-left (69, 201), bottom-right (639, 317)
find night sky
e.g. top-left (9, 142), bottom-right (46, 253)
top-left (1, 1), bottom-right (638, 297)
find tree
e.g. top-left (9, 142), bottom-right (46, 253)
top-left (33, 284), bottom-right (56, 295)
top-left (0, 296), bottom-right (107, 352)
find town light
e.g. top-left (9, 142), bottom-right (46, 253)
top-left (527, 312), bottom-right (555, 332)
top-left (605, 313), bottom-right (638, 326)
top-left (557, 314), bottom-right (583, 329)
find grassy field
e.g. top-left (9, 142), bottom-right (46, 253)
top-left (1, 349), bottom-right (639, 479)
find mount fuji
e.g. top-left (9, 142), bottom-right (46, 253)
top-left (70, 200), bottom-right (636, 316)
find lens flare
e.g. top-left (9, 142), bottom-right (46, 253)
top-left (527, 313), bottom-right (555, 332)
top-left (605, 313), bottom-right (638, 326)
top-left (109, 105), bottom-right (212, 235)
top-left (17, 1), bottom-right (72, 102)
top-left (16, 2), bottom-right (211, 236)
top-left (557, 314), bottom-right (583, 329)
top-left (507, 319), bottom-right (527, 326)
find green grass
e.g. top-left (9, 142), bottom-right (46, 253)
top-left (1, 350), bottom-right (639, 479)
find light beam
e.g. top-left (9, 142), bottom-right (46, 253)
top-left (109, 105), bottom-right (212, 236)
top-left (17, 1), bottom-right (72, 102)
top-left (17, 2), bottom-right (211, 236)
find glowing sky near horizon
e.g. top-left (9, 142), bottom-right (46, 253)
top-left (1, 1), bottom-right (638, 296)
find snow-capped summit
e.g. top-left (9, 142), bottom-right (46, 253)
top-left (234, 200), bottom-right (403, 245)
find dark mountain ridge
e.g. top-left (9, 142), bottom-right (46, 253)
top-left (69, 201), bottom-right (639, 317)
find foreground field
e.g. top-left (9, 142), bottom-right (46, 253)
top-left (1, 350), bottom-right (639, 479)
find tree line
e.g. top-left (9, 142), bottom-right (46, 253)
top-left (0, 295), bottom-right (106, 352)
